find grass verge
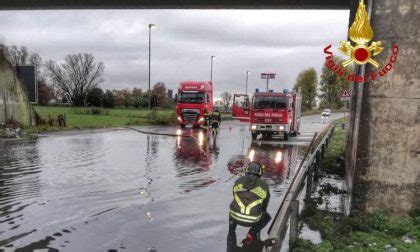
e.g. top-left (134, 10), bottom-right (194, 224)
top-left (293, 121), bottom-right (419, 251)
top-left (30, 106), bottom-right (176, 132)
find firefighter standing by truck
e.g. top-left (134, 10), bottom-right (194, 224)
top-left (203, 109), bottom-right (210, 131)
top-left (228, 161), bottom-right (271, 247)
top-left (211, 108), bottom-right (222, 135)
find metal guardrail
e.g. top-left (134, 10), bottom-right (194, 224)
top-left (266, 122), bottom-right (337, 251)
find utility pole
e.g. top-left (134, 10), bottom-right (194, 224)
top-left (210, 56), bottom-right (215, 82)
top-left (148, 23), bottom-right (155, 111)
top-left (245, 71), bottom-right (250, 94)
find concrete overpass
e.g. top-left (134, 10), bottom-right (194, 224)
top-left (0, 0), bottom-right (418, 214)
top-left (0, 1), bottom-right (350, 10)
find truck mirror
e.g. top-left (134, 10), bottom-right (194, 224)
top-left (175, 93), bottom-right (178, 103)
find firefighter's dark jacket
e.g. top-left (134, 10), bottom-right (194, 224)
top-left (229, 174), bottom-right (270, 224)
top-left (212, 112), bottom-right (221, 122)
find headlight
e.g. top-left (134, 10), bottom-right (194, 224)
top-left (248, 149), bottom-right (255, 161)
top-left (279, 126), bottom-right (284, 130)
top-left (275, 151), bottom-right (283, 164)
top-left (251, 125), bottom-right (257, 130)
top-left (177, 116), bottom-right (182, 121)
top-left (198, 117), bottom-right (204, 122)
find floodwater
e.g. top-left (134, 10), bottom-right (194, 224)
top-left (0, 115), bottom-right (339, 251)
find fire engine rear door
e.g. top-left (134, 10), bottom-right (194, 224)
top-left (232, 94), bottom-right (250, 122)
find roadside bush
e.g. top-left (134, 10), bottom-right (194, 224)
top-left (90, 107), bottom-right (102, 115)
top-left (72, 107), bottom-right (109, 116)
top-left (150, 110), bottom-right (176, 125)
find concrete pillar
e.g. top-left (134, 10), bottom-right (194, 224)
top-left (347, 0), bottom-right (419, 214)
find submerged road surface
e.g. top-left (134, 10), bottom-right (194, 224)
top-left (0, 114), bottom-right (341, 251)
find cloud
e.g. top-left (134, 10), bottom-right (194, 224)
top-left (0, 9), bottom-right (349, 97)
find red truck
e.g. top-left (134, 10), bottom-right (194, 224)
top-left (176, 81), bottom-right (213, 128)
top-left (232, 90), bottom-right (301, 140)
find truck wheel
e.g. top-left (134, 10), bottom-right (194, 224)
top-left (252, 132), bottom-right (258, 140)
top-left (284, 132), bottom-right (289, 141)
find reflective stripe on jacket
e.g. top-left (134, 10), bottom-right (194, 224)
top-left (229, 175), bottom-right (270, 224)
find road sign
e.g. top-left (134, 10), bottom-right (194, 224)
top-left (15, 65), bottom-right (37, 103)
top-left (339, 88), bottom-right (351, 102)
top-left (261, 73), bottom-right (276, 79)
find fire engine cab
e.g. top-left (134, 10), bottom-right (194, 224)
top-left (232, 89), bottom-right (301, 140)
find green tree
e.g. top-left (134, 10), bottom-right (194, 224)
top-left (86, 87), bottom-right (104, 107)
top-left (103, 89), bottom-right (115, 108)
top-left (294, 68), bottom-right (317, 111)
top-left (318, 57), bottom-right (352, 109)
top-left (132, 87), bottom-right (143, 108)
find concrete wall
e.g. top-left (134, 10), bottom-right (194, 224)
top-left (347, 0), bottom-right (419, 214)
top-left (0, 50), bottom-right (33, 126)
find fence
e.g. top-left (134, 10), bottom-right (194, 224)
top-left (266, 122), bottom-right (338, 251)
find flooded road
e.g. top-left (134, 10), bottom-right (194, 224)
top-left (0, 114), bottom-right (341, 251)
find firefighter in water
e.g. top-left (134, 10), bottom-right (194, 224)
top-left (228, 161), bottom-right (271, 245)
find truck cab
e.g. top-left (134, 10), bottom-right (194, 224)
top-left (176, 81), bottom-right (213, 128)
top-left (232, 90), bottom-right (301, 140)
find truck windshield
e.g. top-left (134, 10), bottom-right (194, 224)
top-left (179, 92), bottom-right (205, 103)
top-left (253, 96), bottom-right (289, 109)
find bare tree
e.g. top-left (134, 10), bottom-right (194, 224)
top-left (220, 91), bottom-right (232, 111)
top-left (4, 45), bottom-right (29, 65)
top-left (45, 53), bottom-right (104, 106)
top-left (28, 52), bottom-right (43, 78)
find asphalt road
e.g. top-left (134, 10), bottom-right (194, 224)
top-left (0, 113), bottom-right (341, 252)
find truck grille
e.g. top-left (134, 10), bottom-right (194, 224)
top-left (182, 110), bottom-right (199, 123)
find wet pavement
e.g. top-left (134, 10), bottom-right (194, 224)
top-left (0, 114), bottom-right (341, 252)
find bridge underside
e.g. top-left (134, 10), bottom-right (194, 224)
top-left (0, 0), bottom-right (350, 10)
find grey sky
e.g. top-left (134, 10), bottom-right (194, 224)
top-left (0, 9), bottom-right (349, 97)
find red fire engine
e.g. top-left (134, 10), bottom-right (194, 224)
top-left (175, 81), bottom-right (213, 128)
top-left (232, 90), bottom-right (301, 140)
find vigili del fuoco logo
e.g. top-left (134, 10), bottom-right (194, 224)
top-left (323, 0), bottom-right (399, 83)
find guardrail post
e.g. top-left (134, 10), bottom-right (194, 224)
top-left (289, 199), bottom-right (299, 247)
top-left (305, 164), bottom-right (313, 200)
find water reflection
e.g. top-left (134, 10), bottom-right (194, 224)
top-left (0, 140), bottom-right (41, 247)
top-left (173, 129), bottom-right (216, 192)
top-left (174, 130), bottom-right (212, 170)
top-left (227, 141), bottom-right (299, 192)
top-left (0, 123), bottom-right (305, 251)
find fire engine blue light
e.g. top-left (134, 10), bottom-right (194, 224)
top-left (269, 90), bottom-right (274, 93)
top-left (283, 89), bottom-right (288, 93)
top-left (255, 88), bottom-right (259, 93)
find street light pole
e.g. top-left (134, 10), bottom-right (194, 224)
top-left (148, 23), bottom-right (155, 111)
top-left (266, 77), bottom-right (269, 92)
top-left (245, 71), bottom-right (250, 94)
top-left (210, 56), bottom-right (215, 82)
